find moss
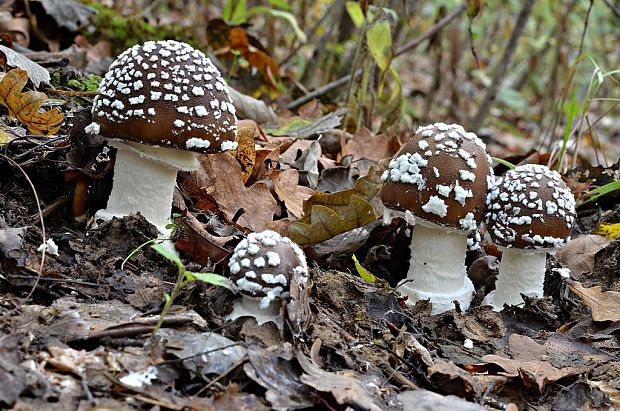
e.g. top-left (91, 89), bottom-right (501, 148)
top-left (67, 75), bottom-right (101, 92)
top-left (83, 2), bottom-right (203, 56)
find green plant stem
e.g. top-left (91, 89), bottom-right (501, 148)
top-left (151, 267), bottom-right (186, 340)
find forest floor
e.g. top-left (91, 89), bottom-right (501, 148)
top-left (1, 118), bottom-right (619, 410)
top-left (0, 1), bottom-right (620, 410)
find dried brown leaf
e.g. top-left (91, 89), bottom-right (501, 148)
top-left (288, 169), bottom-right (383, 247)
top-left (340, 128), bottom-right (400, 162)
top-left (231, 119), bottom-right (259, 183)
top-left (0, 68), bottom-right (63, 135)
top-left (569, 281), bottom-right (620, 322)
top-left (175, 211), bottom-right (234, 265)
top-left (184, 152), bottom-right (277, 232)
top-left (556, 235), bottom-right (611, 279)
top-left (271, 169), bottom-right (314, 219)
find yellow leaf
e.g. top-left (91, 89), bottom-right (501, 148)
top-left (352, 254), bottom-right (377, 284)
top-left (366, 18), bottom-right (392, 73)
top-left (0, 68), bottom-right (64, 135)
top-left (594, 223), bottom-right (620, 240)
top-left (231, 119), bottom-right (258, 183)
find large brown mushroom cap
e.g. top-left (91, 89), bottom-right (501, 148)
top-left (91, 40), bottom-right (237, 153)
top-left (229, 230), bottom-right (307, 307)
top-left (485, 164), bottom-right (576, 250)
top-left (380, 123), bottom-right (493, 231)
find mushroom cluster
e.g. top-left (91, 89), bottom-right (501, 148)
top-left (227, 230), bottom-right (308, 329)
top-left (381, 122), bottom-right (493, 313)
top-left (484, 164), bottom-right (576, 310)
top-left (85, 40), bottom-right (238, 236)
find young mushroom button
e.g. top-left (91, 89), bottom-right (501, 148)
top-left (483, 164), bottom-right (576, 310)
top-left (227, 230), bottom-right (308, 329)
top-left (85, 40), bottom-right (238, 238)
top-left (380, 122), bottom-right (493, 314)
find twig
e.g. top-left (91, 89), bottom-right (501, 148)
top-left (286, 2), bottom-right (467, 110)
top-left (286, 71), bottom-right (359, 110)
top-left (469, 0), bottom-right (537, 132)
top-left (43, 89), bottom-right (98, 97)
top-left (29, 194), bottom-right (71, 223)
top-left (394, 3), bottom-right (466, 58)
top-left (8, 274), bottom-right (99, 286)
top-left (0, 154), bottom-right (46, 301)
top-left (602, 0), bottom-right (620, 19)
top-left (576, 0), bottom-right (594, 59)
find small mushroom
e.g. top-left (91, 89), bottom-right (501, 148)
top-left (85, 40), bottom-right (238, 237)
top-left (64, 170), bottom-right (88, 222)
top-left (381, 122), bottom-right (493, 314)
top-left (227, 230), bottom-right (308, 329)
top-left (483, 164), bottom-right (576, 310)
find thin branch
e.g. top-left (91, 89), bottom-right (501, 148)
top-left (470, 0), bottom-right (537, 132)
top-left (394, 3), bottom-right (466, 58)
top-left (602, 0), bottom-right (620, 19)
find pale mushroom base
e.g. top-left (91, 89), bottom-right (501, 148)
top-left (483, 247), bottom-right (549, 311)
top-left (226, 295), bottom-right (283, 330)
top-left (384, 211), bottom-right (475, 314)
top-left (399, 279), bottom-right (475, 314)
top-left (94, 140), bottom-right (199, 234)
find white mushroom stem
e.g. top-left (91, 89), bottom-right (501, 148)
top-left (397, 219), bottom-right (474, 314)
top-left (484, 248), bottom-right (547, 311)
top-left (226, 295), bottom-right (283, 330)
top-left (95, 141), bottom-right (199, 235)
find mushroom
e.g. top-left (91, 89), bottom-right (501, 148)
top-left (381, 122), bottom-right (493, 314)
top-left (85, 40), bottom-right (238, 237)
top-left (483, 164), bottom-right (576, 310)
top-left (227, 230), bottom-right (308, 329)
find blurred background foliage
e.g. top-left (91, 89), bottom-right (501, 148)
top-left (76, 0), bottom-right (618, 169)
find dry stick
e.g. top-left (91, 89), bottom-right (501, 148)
top-left (0, 154), bottom-right (46, 300)
top-left (570, 0), bottom-right (595, 170)
top-left (286, 2), bottom-right (467, 110)
top-left (602, 0), bottom-right (620, 19)
top-left (469, 0), bottom-right (537, 133)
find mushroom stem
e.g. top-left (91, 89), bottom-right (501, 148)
top-left (227, 296), bottom-right (283, 329)
top-left (95, 141), bottom-right (198, 234)
top-left (398, 220), bottom-right (474, 314)
top-left (485, 248), bottom-right (547, 310)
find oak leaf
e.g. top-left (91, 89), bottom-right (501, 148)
top-left (183, 152), bottom-right (277, 232)
top-left (288, 169), bottom-right (383, 247)
top-left (0, 68), bottom-right (63, 135)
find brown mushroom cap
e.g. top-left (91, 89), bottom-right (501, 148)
top-left (380, 123), bottom-right (493, 231)
top-left (485, 164), bottom-right (576, 250)
top-left (91, 40), bottom-right (237, 153)
top-left (229, 230), bottom-right (307, 306)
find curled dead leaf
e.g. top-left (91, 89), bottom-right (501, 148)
top-left (288, 169), bottom-right (383, 247)
top-left (0, 68), bottom-right (63, 135)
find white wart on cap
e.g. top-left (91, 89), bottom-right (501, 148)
top-left (380, 122), bottom-right (493, 231)
top-left (485, 164), bottom-right (576, 250)
top-left (91, 40), bottom-right (237, 152)
top-left (229, 230), bottom-right (308, 310)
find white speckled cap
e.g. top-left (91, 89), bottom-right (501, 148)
top-left (229, 230), bottom-right (307, 309)
top-left (380, 122), bottom-right (493, 231)
top-left (485, 164), bottom-right (576, 250)
top-left (91, 40), bottom-right (238, 153)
